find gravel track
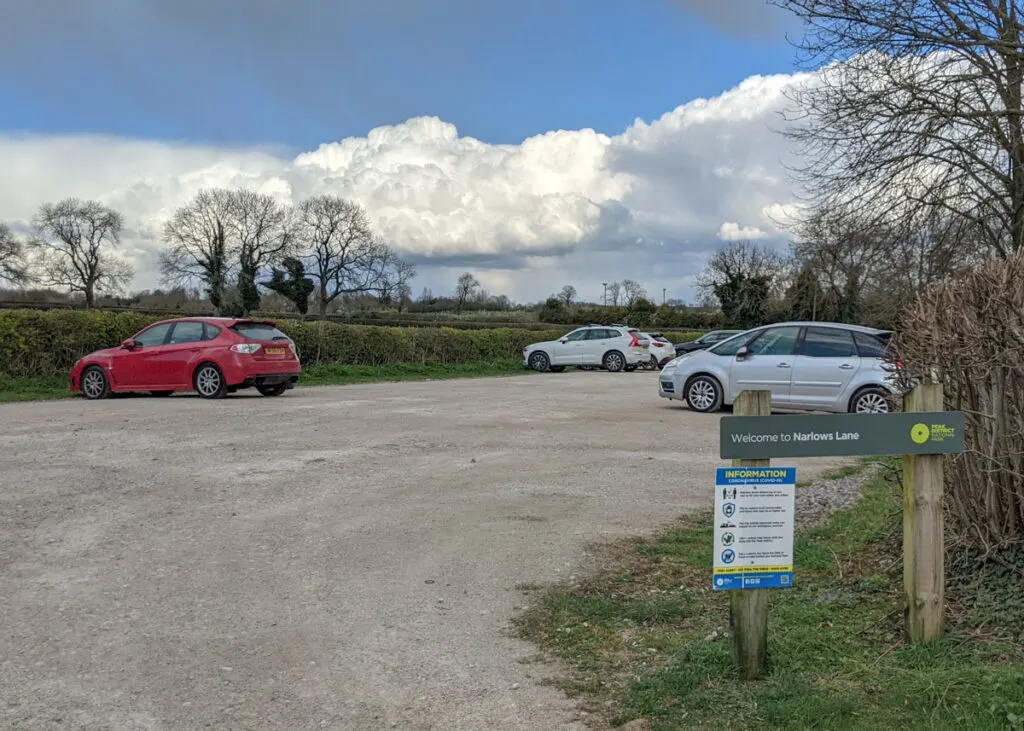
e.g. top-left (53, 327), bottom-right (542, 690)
top-left (0, 371), bottom-right (854, 730)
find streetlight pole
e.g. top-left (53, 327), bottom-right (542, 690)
top-left (663, 288), bottom-right (667, 305)
top-left (602, 282), bottom-right (608, 307)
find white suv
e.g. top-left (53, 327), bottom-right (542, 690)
top-left (524, 325), bottom-right (650, 372)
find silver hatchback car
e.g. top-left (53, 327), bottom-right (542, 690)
top-left (657, 322), bottom-right (897, 414)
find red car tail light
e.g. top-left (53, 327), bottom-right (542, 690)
top-left (230, 343), bottom-right (262, 354)
top-left (629, 333), bottom-right (640, 347)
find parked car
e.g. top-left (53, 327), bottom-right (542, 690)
top-left (657, 322), bottom-right (897, 414)
top-left (70, 317), bottom-right (301, 400)
top-left (523, 325), bottom-right (650, 372)
top-left (674, 329), bottom-right (743, 357)
top-left (640, 332), bottom-right (675, 368)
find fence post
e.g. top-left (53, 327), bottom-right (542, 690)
top-left (903, 381), bottom-right (945, 643)
top-left (730, 389), bottom-right (772, 679)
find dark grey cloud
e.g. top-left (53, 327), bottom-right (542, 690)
top-left (667, 0), bottom-right (798, 38)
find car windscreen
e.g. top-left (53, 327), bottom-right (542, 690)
top-left (230, 322), bottom-right (290, 341)
top-left (707, 330), bottom-right (758, 356)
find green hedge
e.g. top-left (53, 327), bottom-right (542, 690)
top-left (0, 310), bottom-right (703, 377)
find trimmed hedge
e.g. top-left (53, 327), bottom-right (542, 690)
top-left (0, 309), bottom-right (706, 378)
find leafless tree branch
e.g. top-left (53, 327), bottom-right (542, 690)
top-left (29, 198), bottom-right (131, 306)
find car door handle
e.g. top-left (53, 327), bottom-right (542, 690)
top-left (777, 362), bottom-right (791, 368)
top-left (839, 363), bottom-right (855, 369)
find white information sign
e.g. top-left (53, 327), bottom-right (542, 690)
top-left (713, 466), bottom-right (795, 590)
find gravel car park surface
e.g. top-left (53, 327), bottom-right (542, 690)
top-left (1, 372), bottom-right (852, 730)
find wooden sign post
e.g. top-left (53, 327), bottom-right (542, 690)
top-left (902, 381), bottom-right (945, 643)
top-left (730, 389), bottom-right (772, 680)
top-left (718, 384), bottom-right (964, 678)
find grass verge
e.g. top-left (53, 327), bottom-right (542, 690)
top-left (513, 463), bottom-right (1024, 730)
top-left (0, 359), bottom-right (532, 403)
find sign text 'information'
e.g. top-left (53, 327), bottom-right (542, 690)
top-left (713, 467), bottom-right (795, 591)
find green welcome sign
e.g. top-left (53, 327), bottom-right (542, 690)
top-left (720, 411), bottom-right (965, 460)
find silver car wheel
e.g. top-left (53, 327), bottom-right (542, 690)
top-left (688, 380), bottom-right (716, 411)
top-left (195, 366), bottom-right (222, 397)
top-left (82, 369), bottom-right (107, 399)
top-left (855, 392), bottom-right (890, 413)
top-left (604, 352), bottom-right (624, 372)
top-left (528, 352), bottom-right (549, 372)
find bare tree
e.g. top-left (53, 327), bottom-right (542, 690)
top-left (230, 189), bottom-right (293, 315)
top-left (378, 256), bottom-right (417, 310)
top-left (791, 211), bottom-right (891, 322)
top-left (161, 188), bottom-right (237, 314)
top-left (792, 206), bottom-right (986, 325)
top-left (30, 198), bottom-right (132, 307)
top-left (295, 195), bottom-right (403, 317)
top-left (620, 279), bottom-right (648, 308)
top-left (558, 284), bottom-right (577, 306)
top-left (776, 0), bottom-right (1024, 257)
top-left (0, 223), bottom-right (30, 285)
top-left (454, 272), bottom-right (480, 313)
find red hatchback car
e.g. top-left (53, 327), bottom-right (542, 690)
top-left (70, 317), bottom-right (301, 400)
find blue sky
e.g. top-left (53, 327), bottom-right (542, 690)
top-left (0, 0), bottom-right (798, 149)
top-left (0, 0), bottom-right (808, 303)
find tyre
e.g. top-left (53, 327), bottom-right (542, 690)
top-left (80, 366), bottom-right (111, 400)
top-left (150, 391), bottom-right (173, 397)
top-left (257, 383), bottom-right (288, 397)
top-left (603, 350), bottom-right (626, 372)
top-left (549, 365), bottom-right (566, 373)
top-left (685, 375), bottom-right (724, 413)
top-left (649, 356), bottom-right (660, 370)
top-left (193, 363), bottom-right (227, 399)
top-left (528, 352), bottom-right (550, 372)
top-left (849, 386), bottom-right (891, 414)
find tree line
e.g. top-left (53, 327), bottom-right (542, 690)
top-left (694, 210), bottom-right (985, 332)
top-left (0, 190), bottom-right (417, 317)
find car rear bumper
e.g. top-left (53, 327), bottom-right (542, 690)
top-left (221, 352), bottom-right (301, 387)
top-left (239, 373), bottom-right (300, 388)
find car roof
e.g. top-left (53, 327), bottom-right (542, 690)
top-left (730, 322), bottom-right (891, 337)
top-left (147, 316), bottom-right (279, 327)
top-left (770, 321), bottom-right (890, 335)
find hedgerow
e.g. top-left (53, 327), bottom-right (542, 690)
top-left (0, 309), bottom-right (705, 377)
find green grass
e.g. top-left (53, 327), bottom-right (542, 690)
top-left (514, 462), bottom-right (1024, 731)
top-left (0, 374), bottom-right (69, 402)
top-left (0, 359), bottom-right (532, 402)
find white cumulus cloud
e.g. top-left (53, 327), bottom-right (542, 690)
top-left (0, 71), bottom-right (809, 303)
top-left (717, 222), bottom-right (770, 241)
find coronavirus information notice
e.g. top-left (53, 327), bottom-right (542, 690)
top-left (713, 466), bottom-right (795, 591)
